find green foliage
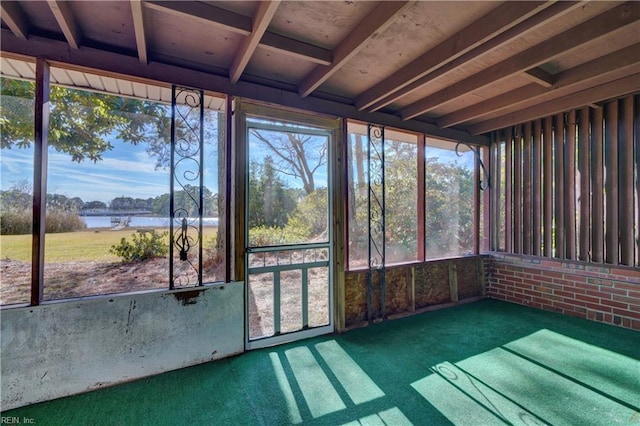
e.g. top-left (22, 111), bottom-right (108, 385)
top-left (1, 183), bottom-right (86, 234)
top-left (1, 209), bottom-right (31, 235)
top-left (1, 78), bottom-right (172, 163)
top-left (45, 209), bottom-right (87, 234)
top-left (288, 189), bottom-right (328, 238)
top-left (1, 208), bottom-right (87, 235)
top-left (248, 156), bottom-right (297, 229)
top-left (248, 220), bottom-right (311, 247)
top-left (109, 230), bottom-right (169, 263)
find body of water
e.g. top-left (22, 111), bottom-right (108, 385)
top-left (81, 216), bottom-right (219, 229)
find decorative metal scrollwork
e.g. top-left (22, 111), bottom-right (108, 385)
top-left (367, 123), bottom-right (386, 322)
top-left (170, 85), bottom-right (204, 289)
top-left (456, 142), bottom-right (490, 191)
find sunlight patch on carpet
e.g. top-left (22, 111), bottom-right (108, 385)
top-left (412, 330), bottom-right (640, 425)
top-left (340, 407), bottom-right (413, 426)
top-left (285, 346), bottom-right (346, 418)
top-left (269, 352), bottom-right (303, 424)
top-left (316, 340), bottom-right (385, 405)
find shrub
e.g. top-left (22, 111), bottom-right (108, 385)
top-left (45, 209), bottom-right (87, 233)
top-left (0, 209), bottom-right (32, 234)
top-left (0, 208), bottom-right (86, 235)
top-left (248, 219), bottom-right (311, 247)
top-left (110, 230), bottom-right (169, 262)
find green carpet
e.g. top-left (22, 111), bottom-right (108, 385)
top-left (3, 299), bottom-right (639, 425)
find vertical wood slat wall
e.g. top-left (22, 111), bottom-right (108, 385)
top-left (491, 93), bottom-right (639, 267)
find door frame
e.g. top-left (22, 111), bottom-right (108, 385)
top-left (234, 100), bottom-right (343, 350)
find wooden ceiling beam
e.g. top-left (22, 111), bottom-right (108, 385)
top-left (130, 0), bottom-right (147, 64)
top-left (260, 33), bottom-right (332, 66)
top-left (438, 43), bottom-right (640, 128)
top-left (145, 1), bottom-right (252, 34)
top-left (298, 1), bottom-right (414, 98)
top-left (229, 1), bottom-right (280, 84)
top-left (468, 74), bottom-right (640, 135)
top-left (47, 0), bottom-right (81, 49)
top-left (145, 0), bottom-right (331, 66)
top-left (439, 44), bottom-right (640, 128)
top-left (0, 28), bottom-right (488, 146)
top-left (365, 1), bottom-right (582, 112)
top-left (523, 67), bottom-right (555, 88)
top-left (355, 1), bottom-right (565, 112)
top-left (400, 2), bottom-right (639, 120)
top-left (1, 1), bottom-right (29, 40)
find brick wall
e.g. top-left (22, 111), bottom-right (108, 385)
top-left (487, 254), bottom-right (640, 330)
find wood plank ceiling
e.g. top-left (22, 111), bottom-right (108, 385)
top-left (1, 0), bottom-right (639, 137)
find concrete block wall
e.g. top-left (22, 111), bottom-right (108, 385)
top-left (487, 254), bottom-right (640, 330)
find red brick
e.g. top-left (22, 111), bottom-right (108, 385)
top-left (553, 301), bottom-right (579, 312)
top-left (581, 302), bottom-right (611, 312)
top-left (599, 299), bottom-right (628, 309)
top-left (611, 308), bottom-right (640, 319)
top-left (613, 282), bottom-right (640, 291)
top-left (627, 290), bottom-right (640, 299)
top-left (574, 294), bottom-right (600, 304)
top-left (542, 271), bottom-right (564, 279)
top-left (573, 282), bottom-right (599, 291)
top-left (554, 290), bottom-right (578, 299)
top-left (611, 268), bottom-right (640, 280)
top-left (612, 295), bottom-right (635, 304)
top-left (584, 290), bottom-right (614, 299)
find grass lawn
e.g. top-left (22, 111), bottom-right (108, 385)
top-left (0, 227), bottom-right (219, 262)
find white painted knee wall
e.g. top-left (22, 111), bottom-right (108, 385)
top-left (1, 282), bottom-right (244, 410)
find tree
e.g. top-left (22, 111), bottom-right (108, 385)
top-left (1, 78), bottom-right (171, 163)
top-left (250, 129), bottom-right (326, 195)
top-left (247, 156), bottom-right (297, 229)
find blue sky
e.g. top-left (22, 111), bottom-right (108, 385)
top-left (1, 136), bottom-right (219, 204)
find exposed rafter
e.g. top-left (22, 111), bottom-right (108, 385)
top-left (297, 1), bottom-right (414, 98)
top-left (1, 1), bottom-right (29, 40)
top-left (130, 0), bottom-right (147, 64)
top-left (47, 0), bottom-right (82, 49)
top-left (355, 1), bottom-right (566, 112)
top-left (366, 1), bottom-right (583, 112)
top-left (229, 1), bottom-right (280, 84)
top-left (523, 68), bottom-right (555, 88)
top-left (438, 43), bottom-right (640, 128)
top-left (469, 74), bottom-right (640, 135)
top-left (0, 29), bottom-right (488, 145)
top-left (145, 0), bottom-right (332, 66)
top-left (400, 2), bottom-right (639, 120)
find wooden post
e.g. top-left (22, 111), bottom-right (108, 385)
top-left (619, 95), bottom-right (634, 266)
top-left (448, 263), bottom-right (458, 303)
top-left (233, 100), bottom-right (246, 282)
top-left (513, 125), bottom-right (522, 254)
top-left (417, 134), bottom-right (426, 260)
top-left (532, 119), bottom-right (542, 256)
top-left (553, 113), bottom-right (565, 258)
top-left (32, 58), bottom-right (50, 306)
top-left (565, 109), bottom-right (576, 260)
top-left (578, 108), bottom-right (590, 261)
top-left (543, 116), bottom-right (553, 257)
top-left (604, 100), bottom-right (619, 264)
top-left (505, 127), bottom-right (513, 253)
top-left (224, 97), bottom-right (232, 282)
top-left (522, 121), bottom-right (532, 255)
top-left (591, 107), bottom-right (604, 263)
top-left (333, 118), bottom-right (347, 332)
top-left (474, 144), bottom-right (481, 254)
top-left (635, 95), bottom-right (640, 267)
top-left (481, 145), bottom-right (491, 252)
